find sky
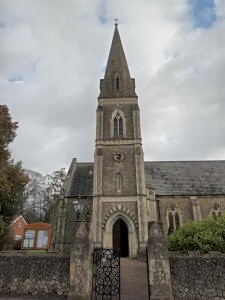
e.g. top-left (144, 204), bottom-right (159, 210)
top-left (1, 0), bottom-right (225, 175)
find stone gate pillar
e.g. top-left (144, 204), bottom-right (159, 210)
top-left (147, 221), bottom-right (173, 300)
top-left (68, 222), bottom-right (92, 300)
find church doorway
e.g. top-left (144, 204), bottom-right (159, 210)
top-left (113, 218), bottom-right (129, 257)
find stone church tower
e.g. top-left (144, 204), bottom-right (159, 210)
top-left (52, 24), bottom-right (225, 258)
top-left (92, 24), bottom-right (149, 257)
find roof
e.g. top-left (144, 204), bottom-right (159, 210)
top-left (145, 161), bottom-right (225, 196)
top-left (65, 162), bottom-right (93, 197)
top-left (65, 161), bottom-right (225, 197)
top-left (12, 215), bottom-right (27, 225)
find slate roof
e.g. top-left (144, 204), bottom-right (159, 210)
top-left (65, 163), bottom-right (94, 197)
top-left (145, 161), bottom-right (225, 196)
top-left (65, 161), bottom-right (225, 197)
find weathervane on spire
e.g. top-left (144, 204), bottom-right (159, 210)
top-left (114, 18), bottom-right (118, 26)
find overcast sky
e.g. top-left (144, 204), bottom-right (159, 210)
top-left (1, 0), bottom-right (225, 175)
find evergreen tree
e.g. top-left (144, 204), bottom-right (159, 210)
top-left (0, 105), bottom-right (28, 239)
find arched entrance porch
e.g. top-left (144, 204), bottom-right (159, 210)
top-left (103, 212), bottom-right (138, 258)
top-left (113, 218), bottom-right (129, 257)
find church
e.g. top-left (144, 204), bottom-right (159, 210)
top-left (52, 24), bottom-right (225, 258)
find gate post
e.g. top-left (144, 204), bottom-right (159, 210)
top-left (147, 221), bottom-right (173, 300)
top-left (68, 222), bottom-right (92, 300)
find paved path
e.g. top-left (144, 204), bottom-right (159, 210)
top-left (121, 258), bottom-right (149, 300)
top-left (0, 297), bottom-right (66, 300)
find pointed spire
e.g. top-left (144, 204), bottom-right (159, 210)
top-left (99, 24), bottom-right (137, 98)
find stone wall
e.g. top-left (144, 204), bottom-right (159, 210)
top-left (0, 252), bottom-right (70, 297)
top-left (170, 252), bottom-right (225, 300)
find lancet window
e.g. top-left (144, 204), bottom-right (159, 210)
top-left (167, 202), bottom-right (181, 235)
top-left (112, 111), bottom-right (125, 137)
top-left (115, 172), bottom-right (122, 193)
top-left (115, 76), bottom-right (120, 91)
top-left (114, 114), bottom-right (123, 136)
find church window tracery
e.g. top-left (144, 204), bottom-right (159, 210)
top-left (111, 110), bottom-right (126, 137)
top-left (114, 113), bottom-right (123, 136)
top-left (210, 202), bottom-right (223, 219)
top-left (167, 201), bottom-right (181, 235)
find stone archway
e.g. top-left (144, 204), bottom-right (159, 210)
top-left (103, 211), bottom-right (138, 258)
top-left (113, 218), bottom-right (129, 257)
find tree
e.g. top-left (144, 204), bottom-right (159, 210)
top-left (22, 170), bottom-right (46, 222)
top-left (168, 214), bottom-right (225, 253)
top-left (22, 168), bottom-right (66, 223)
top-left (43, 168), bottom-right (66, 222)
top-left (0, 105), bottom-right (28, 239)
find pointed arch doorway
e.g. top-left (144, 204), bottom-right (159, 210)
top-left (113, 218), bottom-right (129, 257)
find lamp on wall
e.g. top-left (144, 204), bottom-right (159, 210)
top-left (72, 195), bottom-right (90, 222)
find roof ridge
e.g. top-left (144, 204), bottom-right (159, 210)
top-left (144, 160), bottom-right (225, 163)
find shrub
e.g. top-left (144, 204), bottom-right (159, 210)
top-left (168, 214), bottom-right (225, 253)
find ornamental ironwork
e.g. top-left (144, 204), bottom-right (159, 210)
top-left (92, 248), bottom-right (120, 300)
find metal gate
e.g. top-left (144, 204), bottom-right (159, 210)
top-left (146, 247), bottom-right (151, 299)
top-left (92, 248), bottom-right (120, 300)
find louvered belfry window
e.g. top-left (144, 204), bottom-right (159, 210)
top-left (114, 113), bottom-right (123, 136)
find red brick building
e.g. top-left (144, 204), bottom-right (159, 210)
top-left (11, 215), bottom-right (27, 241)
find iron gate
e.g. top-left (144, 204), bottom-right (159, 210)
top-left (92, 248), bottom-right (120, 300)
top-left (146, 247), bottom-right (151, 299)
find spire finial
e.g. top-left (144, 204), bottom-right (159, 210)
top-left (114, 18), bottom-right (118, 27)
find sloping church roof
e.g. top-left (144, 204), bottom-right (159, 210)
top-left (65, 160), bottom-right (225, 197)
top-left (65, 162), bottom-right (93, 197)
top-left (145, 161), bottom-right (225, 196)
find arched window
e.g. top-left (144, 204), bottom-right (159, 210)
top-left (115, 172), bottom-right (122, 193)
top-left (168, 212), bottom-right (174, 235)
top-left (114, 113), bottom-right (123, 136)
top-left (175, 212), bottom-right (180, 229)
top-left (211, 202), bottom-right (223, 219)
top-left (119, 117), bottom-right (123, 135)
top-left (111, 110), bottom-right (126, 138)
top-left (115, 76), bottom-right (120, 91)
top-left (167, 201), bottom-right (182, 235)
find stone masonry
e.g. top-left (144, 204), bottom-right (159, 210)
top-left (0, 252), bottom-right (70, 297)
top-left (170, 253), bottom-right (225, 300)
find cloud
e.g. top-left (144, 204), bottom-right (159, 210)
top-left (215, 0), bottom-right (225, 17)
top-left (1, 0), bottom-right (225, 174)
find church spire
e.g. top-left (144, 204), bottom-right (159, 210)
top-left (99, 24), bottom-right (137, 98)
